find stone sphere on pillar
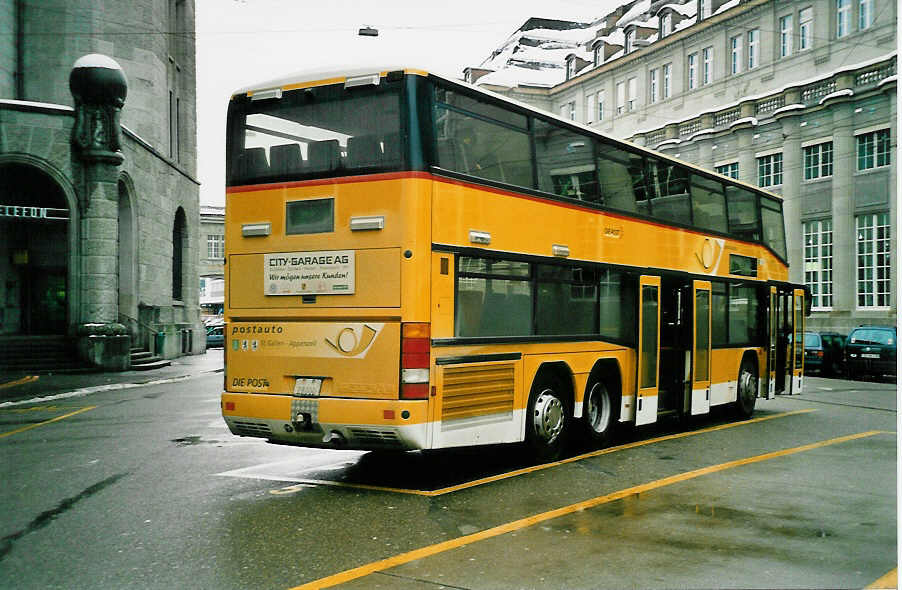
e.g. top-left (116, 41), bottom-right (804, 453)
top-left (69, 54), bottom-right (128, 108)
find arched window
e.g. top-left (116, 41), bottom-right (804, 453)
top-left (172, 207), bottom-right (187, 300)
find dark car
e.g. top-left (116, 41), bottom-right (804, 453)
top-left (206, 325), bottom-right (224, 348)
top-left (804, 331), bottom-right (845, 376)
top-left (844, 326), bottom-right (896, 380)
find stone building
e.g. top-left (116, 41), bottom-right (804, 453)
top-left (0, 0), bottom-right (204, 370)
top-left (199, 205), bottom-right (224, 318)
top-left (467, 0), bottom-right (896, 334)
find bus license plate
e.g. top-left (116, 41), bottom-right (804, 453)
top-left (861, 353), bottom-right (880, 359)
top-left (294, 378), bottom-right (322, 396)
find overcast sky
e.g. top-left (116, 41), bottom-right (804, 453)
top-left (195, 0), bottom-right (620, 206)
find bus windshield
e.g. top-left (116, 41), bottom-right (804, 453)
top-left (227, 79), bottom-right (405, 186)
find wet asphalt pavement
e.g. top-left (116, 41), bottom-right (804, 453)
top-left (0, 360), bottom-right (896, 589)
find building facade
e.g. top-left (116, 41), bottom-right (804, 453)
top-left (199, 205), bottom-right (224, 318)
top-left (0, 0), bottom-right (204, 368)
top-left (469, 0), bottom-right (896, 334)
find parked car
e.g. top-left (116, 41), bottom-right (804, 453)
top-left (844, 325), bottom-right (896, 381)
top-left (803, 331), bottom-right (845, 376)
top-left (206, 325), bottom-right (224, 348)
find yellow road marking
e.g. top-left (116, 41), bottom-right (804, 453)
top-left (275, 409), bottom-right (816, 497)
top-left (867, 568), bottom-right (898, 589)
top-left (0, 375), bottom-right (38, 390)
top-left (0, 406), bottom-right (96, 439)
top-left (290, 429), bottom-right (887, 590)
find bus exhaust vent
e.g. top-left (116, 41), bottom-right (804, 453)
top-left (348, 428), bottom-right (401, 444)
top-left (233, 420), bottom-right (272, 437)
top-left (441, 363), bottom-right (515, 421)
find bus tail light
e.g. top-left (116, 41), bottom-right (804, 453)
top-left (401, 323), bottom-right (430, 399)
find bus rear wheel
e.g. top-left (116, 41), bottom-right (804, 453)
top-left (525, 375), bottom-right (569, 462)
top-left (735, 355), bottom-right (758, 418)
top-left (583, 379), bottom-right (617, 446)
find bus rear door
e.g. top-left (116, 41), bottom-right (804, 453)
top-left (636, 275), bottom-right (661, 425)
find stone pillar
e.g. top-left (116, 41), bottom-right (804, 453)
top-left (887, 86), bottom-right (897, 319)
top-left (830, 101), bottom-right (855, 316)
top-left (779, 112), bottom-right (802, 284)
top-left (736, 126), bottom-right (756, 186)
top-left (69, 54), bottom-right (130, 371)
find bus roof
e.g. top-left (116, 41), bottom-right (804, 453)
top-left (231, 66), bottom-right (783, 203)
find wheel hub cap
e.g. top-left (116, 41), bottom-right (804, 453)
top-left (533, 390), bottom-right (564, 443)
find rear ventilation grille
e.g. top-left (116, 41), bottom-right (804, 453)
top-left (348, 428), bottom-right (401, 444)
top-left (441, 362), bottom-right (515, 421)
top-left (233, 421), bottom-right (272, 437)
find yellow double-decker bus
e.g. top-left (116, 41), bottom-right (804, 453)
top-left (221, 67), bottom-right (807, 460)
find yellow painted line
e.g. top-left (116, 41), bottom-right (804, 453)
top-left (866, 568), bottom-right (898, 589)
top-left (0, 406), bottom-right (96, 439)
top-left (0, 375), bottom-right (38, 390)
top-left (290, 429), bottom-right (886, 590)
top-left (286, 409), bottom-right (816, 497)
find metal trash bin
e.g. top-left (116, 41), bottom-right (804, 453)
top-left (154, 331), bottom-right (165, 356)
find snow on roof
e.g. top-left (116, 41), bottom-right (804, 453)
top-left (658, 2), bottom-right (698, 17)
top-left (615, 0), bottom-right (652, 27)
top-left (713, 0), bottom-right (740, 16)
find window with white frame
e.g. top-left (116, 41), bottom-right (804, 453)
top-left (566, 59), bottom-right (576, 80)
top-left (836, 0), bottom-right (851, 37)
top-left (730, 36), bottom-right (741, 74)
top-left (859, 0), bottom-right (874, 29)
top-left (627, 77), bottom-right (637, 111)
top-left (804, 142), bottom-right (834, 179)
top-left (625, 30), bottom-right (634, 53)
top-left (597, 90), bottom-right (606, 121)
top-left (747, 29), bottom-right (759, 69)
top-left (649, 69), bottom-right (658, 103)
top-left (757, 153), bottom-right (783, 186)
top-left (593, 45), bottom-right (602, 67)
top-left (800, 7), bottom-right (813, 50)
top-left (856, 129), bottom-right (891, 170)
top-left (568, 101), bottom-right (576, 120)
top-left (700, 0), bottom-right (711, 18)
top-left (688, 53), bottom-right (698, 89)
top-left (663, 63), bottom-right (672, 97)
top-left (804, 219), bottom-right (833, 309)
top-left (586, 93), bottom-right (595, 123)
top-left (779, 15), bottom-right (793, 57)
top-left (716, 162), bottom-right (739, 179)
top-left (856, 212), bottom-right (890, 308)
top-left (702, 47), bottom-right (713, 84)
top-left (662, 13), bottom-right (673, 37)
top-left (207, 234), bottom-right (224, 259)
top-left (616, 82), bottom-right (625, 115)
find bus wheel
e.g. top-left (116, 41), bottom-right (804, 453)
top-left (735, 356), bottom-right (758, 418)
top-left (526, 375), bottom-right (569, 462)
top-left (583, 379), bottom-right (616, 446)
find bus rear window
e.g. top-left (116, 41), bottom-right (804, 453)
top-left (227, 80), bottom-right (404, 186)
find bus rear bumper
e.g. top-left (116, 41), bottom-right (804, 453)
top-left (221, 392), bottom-right (429, 450)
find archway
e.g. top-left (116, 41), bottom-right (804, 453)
top-left (117, 176), bottom-right (137, 331)
top-left (0, 163), bottom-right (71, 335)
top-left (172, 207), bottom-right (188, 301)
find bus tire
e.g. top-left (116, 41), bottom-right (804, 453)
top-left (525, 373), bottom-right (569, 462)
top-left (735, 354), bottom-right (758, 418)
top-left (583, 378), bottom-right (617, 446)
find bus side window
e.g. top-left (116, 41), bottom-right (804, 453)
top-left (596, 144), bottom-right (636, 212)
top-left (534, 118), bottom-right (599, 202)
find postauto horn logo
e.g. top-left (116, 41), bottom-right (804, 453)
top-left (325, 325), bottom-right (380, 357)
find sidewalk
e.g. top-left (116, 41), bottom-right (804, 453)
top-left (0, 348), bottom-right (223, 405)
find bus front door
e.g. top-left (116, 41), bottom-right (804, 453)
top-left (636, 276), bottom-right (661, 426)
top-left (792, 288), bottom-right (805, 394)
top-left (691, 281), bottom-right (712, 415)
top-left (767, 286), bottom-right (777, 399)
